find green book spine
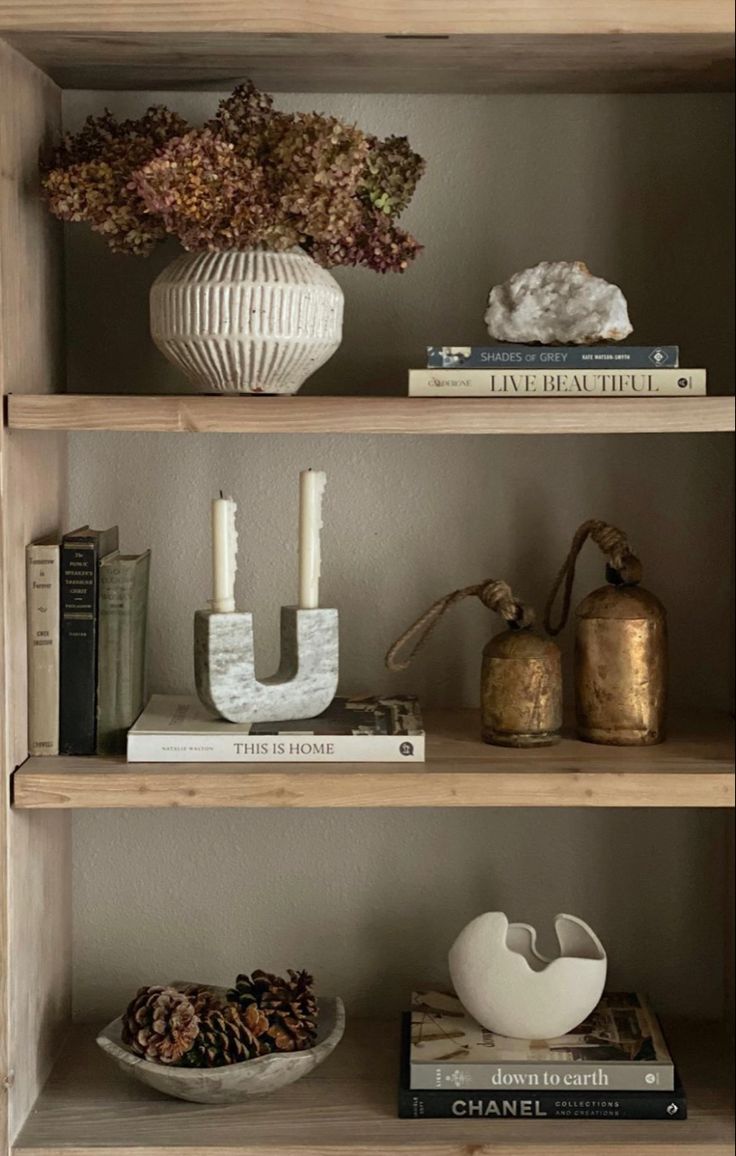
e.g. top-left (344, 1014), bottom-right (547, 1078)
top-left (96, 551), bottom-right (151, 755)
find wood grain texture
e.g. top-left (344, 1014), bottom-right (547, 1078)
top-left (0, 44), bottom-right (66, 770)
top-left (0, 39), bottom-right (71, 1151)
top-left (1, 31), bottom-right (733, 92)
top-left (7, 395), bottom-right (736, 435)
top-left (12, 712), bottom-right (735, 809)
top-left (0, 1), bottom-right (732, 35)
top-left (6, 813), bottom-right (71, 1139)
top-left (12, 1018), bottom-right (735, 1155)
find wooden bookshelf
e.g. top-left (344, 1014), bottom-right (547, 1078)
top-left (13, 1018), bottom-right (734, 1155)
top-left (1, 8), bottom-right (734, 1155)
top-left (7, 395), bottom-right (735, 436)
top-left (12, 712), bottom-right (735, 810)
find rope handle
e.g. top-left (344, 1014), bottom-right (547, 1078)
top-left (385, 579), bottom-right (535, 673)
top-left (543, 519), bottom-right (642, 637)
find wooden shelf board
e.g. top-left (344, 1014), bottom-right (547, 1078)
top-left (6, 395), bottom-right (735, 436)
top-left (13, 1018), bottom-right (734, 1155)
top-left (1, 30), bottom-right (733, 92)
top-left (12, 712), bottom-right (735, 809)
top-left (2, 2), bottom-right (733, 35)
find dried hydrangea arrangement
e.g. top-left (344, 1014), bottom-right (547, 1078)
top-left (41, 107), bottom-right (189, 257)
top-left (121, 970), bottom-right (318, 1068)
top-left (42, 83), bottom-right (424, 273)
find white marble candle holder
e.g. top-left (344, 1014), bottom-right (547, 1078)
top-left (194, 606), bottom-right (338, 724)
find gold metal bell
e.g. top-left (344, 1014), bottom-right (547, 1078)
top-left (481, 626), bottom-right (562, 747)
top-left (575, 581), bottom-right (667, 746)
top-left (386, 577), bottom-right (561, 748)
top-left (546, 519), bottom-right (668, 747)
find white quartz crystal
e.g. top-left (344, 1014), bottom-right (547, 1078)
top-left (485, 261), bottom-right (633, 345)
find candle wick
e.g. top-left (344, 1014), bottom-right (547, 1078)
top-left (219, 489), bottom-right (224, 498)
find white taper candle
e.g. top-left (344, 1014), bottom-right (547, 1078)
top-left (211, 494), bottom-right (238, 613)
top-left (298, 469), bottom-right (327, 609)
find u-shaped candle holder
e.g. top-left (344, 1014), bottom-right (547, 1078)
top-left (194, 606), bottom-right (339, 724)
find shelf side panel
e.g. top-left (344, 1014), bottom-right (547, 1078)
top-left (0, 39), bottom-right (71, 1148)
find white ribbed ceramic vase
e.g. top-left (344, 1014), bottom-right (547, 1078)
top-left (150, 248), bottom-right (343, 394)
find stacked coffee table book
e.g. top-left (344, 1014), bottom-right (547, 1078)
top-left (410, 344), bottom-right (706, 397)
top-left (399, 990), bottom-right (684, 1121)
top-left (127, 694), bottom-right (425, 762)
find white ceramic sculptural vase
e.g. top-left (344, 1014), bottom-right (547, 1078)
top-left (448, 912), bottom-right (607, 1040)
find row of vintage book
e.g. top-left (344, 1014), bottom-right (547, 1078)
top-left (27, 525), bottom-right (150, 757)
top-left (400, 990), bottom-right (683, 1121)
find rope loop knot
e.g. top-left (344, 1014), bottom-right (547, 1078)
top-left (544, 519), bottom-right (642, 637)
top-left (385, 578), bottom-right (534, 673)
top-left (477, 579), bottom-right (535, 627)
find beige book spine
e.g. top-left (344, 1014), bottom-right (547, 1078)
top-left (408, 368), bottom-right (707, 396)
top-left (26, 542), bottom-right (60, 756)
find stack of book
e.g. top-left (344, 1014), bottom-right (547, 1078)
top-left (27, 525), bottom-right (150, 757)
top-left (399, 990), bottom-right (685, 1121)
top-left (409, 345), bottom-right (706, 396)
top-left (127, 694), bottom-right (425, 762)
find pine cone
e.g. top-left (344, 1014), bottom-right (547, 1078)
top-left (184, 1002), bottom-right (269, 1068)
top-left (121, 985), bottom-right (199, 1064)
top-left (228, 969), bottom-right (318, 1053)
top-left (176, 983), bottom-right (227, 1016)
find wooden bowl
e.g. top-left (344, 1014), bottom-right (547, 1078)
top-left (96, 992), bottom-right (345, 1103)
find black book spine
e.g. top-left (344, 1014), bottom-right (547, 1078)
top-left (398, 1087), bottom-right (687, 1121)
top-left (59, 539), bottom-right (101, 754)
top-left (426, 345), bottom-right (680, 369)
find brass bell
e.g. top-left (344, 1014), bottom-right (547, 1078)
top-left (386, 578), bottom-right (562, 748)
top-left (546, 520), bottom-right (667, 746)
top-left (482, 626), bottom-right (562, 747)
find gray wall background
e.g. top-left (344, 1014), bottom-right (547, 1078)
top-left (63, 91), bottom-right (734, 1022)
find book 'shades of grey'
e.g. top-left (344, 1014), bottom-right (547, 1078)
top-left (427, 345), bottom-right (680, 369)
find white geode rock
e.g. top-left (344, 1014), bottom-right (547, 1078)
top-left (485, 261), bottom-right (632, 345)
